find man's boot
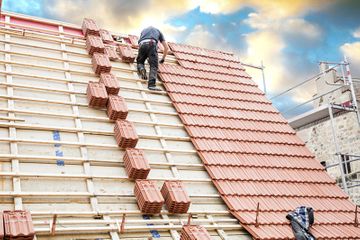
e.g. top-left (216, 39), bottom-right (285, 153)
top-left (137, 68), bottom-right (147, 80)
top-left (148, 79), bottom-right (162, 91)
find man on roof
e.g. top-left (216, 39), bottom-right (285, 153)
top-left (137, 26), bottom-right (169, 91)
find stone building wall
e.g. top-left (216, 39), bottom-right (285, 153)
top-left (295, 111), bottom-right (360, 204)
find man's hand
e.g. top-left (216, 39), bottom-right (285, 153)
top-left (159, 58), bottom-right (165, 64)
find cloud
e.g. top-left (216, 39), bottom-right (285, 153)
top-left (354, 27), bottom-right (360, 38)
top-left (195, 0), bottom-right (334, 17)
top-left (184, 25), bottom-right (231, 51)
top-left (340, 42), bottom-right (360, 76)
top-left (43, 0), bottom-right (192, 36)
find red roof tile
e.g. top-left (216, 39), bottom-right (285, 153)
top-left (175, 104), bottom-right (285, 122)
top-left (179, 115), bottom-right (294, 133)
top-left (159, 64), bottom-right (255, 85)
top-left (160, 74), bottom-right (263, 95)
top-left (233, 211), bottom-right (355, 225)
top-left (160, 42), bottom-right (358, 239)
top-left (198, 152), bottom-right (323, 170)
top-left (186, 126), bottom-right (303, 144)
top-left (180, 225), bottom-right (212, 240)
top-left (173, 51), bottom-right (244, 69)
top-left (207, 166), bottom-right (333, 183)
top-left (3, 210), bottom-right (35, 239)
top-left (170, 93), bottom-right (274, 111)
top-left (99, 29), bottom-right (113, 44)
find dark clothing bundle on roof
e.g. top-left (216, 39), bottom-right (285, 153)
top-left (286, 206), bottom-right (316, 240)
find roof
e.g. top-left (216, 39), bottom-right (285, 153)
top-left (0, 11), bottom-right (251, 239)
top-left (158, 42), bottom-right (359, 239)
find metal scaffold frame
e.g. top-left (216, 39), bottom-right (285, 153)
top-left (272, 57), bottom-right (360, 195)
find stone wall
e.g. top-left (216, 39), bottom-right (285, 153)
top-left (296, 111), bottom-right (360, 204)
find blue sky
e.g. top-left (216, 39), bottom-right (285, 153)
top-left (3, 0), bottom-right (360, 116)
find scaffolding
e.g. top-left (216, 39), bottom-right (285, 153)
top-left (271, 57), bottom-right (360, 195)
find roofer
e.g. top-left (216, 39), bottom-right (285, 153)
top-left (137, 26), bottom-right (169, 91)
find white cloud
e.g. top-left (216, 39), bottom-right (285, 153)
top-left (245, 13), bottom-right (322, 40)
top-left (184, 25), bottom-right (230, 51)
top-left (353, 27), bottom-right (360, 38)
top-left (340, 42), bottom-right (360, 76)
top-left (240, 31), bottom-right (288, 91)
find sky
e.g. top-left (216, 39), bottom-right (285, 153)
top-left (3, 0), bottom-right (360, 116)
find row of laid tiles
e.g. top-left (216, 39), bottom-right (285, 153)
top-left (170, 93), bottom-right (274, 112)
top-left (158, 64), bottom-right (254, 85)
top-left (167, 46), bottom-right (359, 240)
top-left (233, 211), bottom-right (356, 225)
top-left (168, 42), bottom-right (240, 63)
top-left (160, 74), bottom-right (264, 95)
top-left (179, 59), bottom-right (246, 77)
top-left (198, 152), bottom-right (323, 170)
top-left (206, 166), bottom-right (332, 183)
top-left (243, 224), bottom-right (360, 240)
top-left (223, 195), bottom-right (355, 212)
top-left (186, 126), bottom-right (303, 145)
top-left (192, 139), bottom-right (311, 156)
top-left (214, 180), bottom-right (346, 198)
top-left (179, 115), bottom-right (294, 133)
top-left (163, 82), bottom-right (264, 101)
top-left (173, 52), bottom-right (244, 70)
top-left (174, 104), bottom-right (285, 122)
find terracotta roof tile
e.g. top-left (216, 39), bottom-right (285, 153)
top-left (160, 74), bottom-right (263, 95)
top-left (198, 152), bottom-right (323, 170)
top-left (207, 166), bottom-right (333, 183)
top-left (233, 211), bottom-right (355, 225)
top-left (99, 29), bottom-right (113, 44)
top-left (179, 59), bottom-right (248, 77)
top-left (168, 42), bottom-right (239, 63)
top-left (163, 81), bottom-right (264, 101)
top-left (186, 126), bottom-right (303, 144)
top-left (180, 225), bottom-right (212, 240)
top-left (179, 115), bottom-right (295, 133)
top-left (175, 104), bottom-right (285, 122)
top-left (223, 195), bottom-right (354, 212)
top-left (159, 64), bottom-right (255, 85)
top-left (161, 42), bottom-right (358, 239)
top-left (173, 51), bottom-right (244, 69)
top-left (82, 18), bottom-right (100, 37)
top-left (214, 180), bottom-right (346, 198)
top-left (170, 93), bottom-right (274, 111)
top-left (193, 139), bottom-right (311, 156)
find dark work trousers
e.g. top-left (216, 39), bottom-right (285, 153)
top-left (136, 42), bottom-right (158, 87)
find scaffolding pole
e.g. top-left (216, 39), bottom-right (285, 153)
top-left (242, 61), bottom-right (266, 95)
top-left (328, 105), bottom-right (348, 193)
top-left (344, 55), bottom-right (360, 125)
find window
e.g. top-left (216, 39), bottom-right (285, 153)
top-left (341, 154), bottom-right (351, 174)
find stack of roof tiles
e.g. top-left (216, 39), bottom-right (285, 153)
top-left (128, 35), bottom-right (139, 48)
top-left (99, 72), bottom-right (120, 95)
top-left (134, 180), bottom-right (164, 214)
top-left (82, 18), bottom-right (100, 36)
top-left (99, 29), bottom-right (113, 44)
top-left (104, 45), bottom-right (120, 61)
top-left (159, 42), bottom-right (360, 239)
top-left (92, 52), bottom-right (112, 75)
top-left (3, 210), bottom-right (35, 239)
top-left (114, 120), bottom-right (138, 148)
top-left (107, 95), bottom-right (128, 120)
top-left (86, 35), bottom-right (105, 55)
top-left (87, 82), bottom-right (108, 108)
top-left (123, 148), bottom-right (150, 179)
top-left (180, 225), bottom-right (211, 240)
top-left (118, 45), bottom-right (135, 63)
top-left (161, 181), bottom-right (191, 214)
